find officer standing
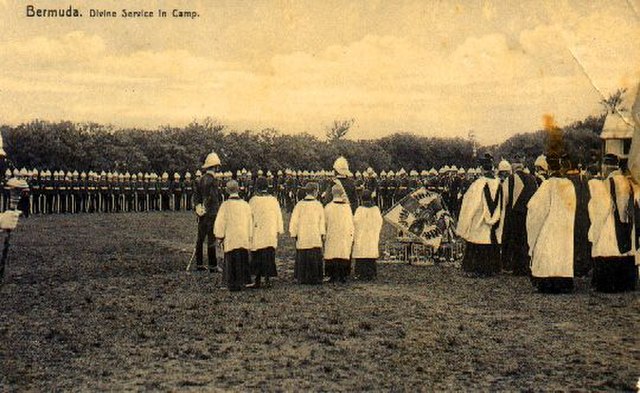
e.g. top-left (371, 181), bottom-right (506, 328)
top-left (193, 152), bottom-right (222, 272)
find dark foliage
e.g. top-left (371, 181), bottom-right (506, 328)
top-left (1, 114), bottom-right (604, 172)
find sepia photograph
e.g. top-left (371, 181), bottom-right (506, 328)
top-left (0, 0), bottom-right (639, 390)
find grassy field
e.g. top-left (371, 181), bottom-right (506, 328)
top-left (1, 212), bottom-right (639, 391)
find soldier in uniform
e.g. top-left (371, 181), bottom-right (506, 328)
top-left (121, 172), bottom-right (132, 212)
top-left (69, 170), bottom-right (79, 213)
top-left (17, 168), bottom-right (31, 217)
top-left (135, 173), bottom-right (145, 212)
top-left (266, 170), bottom-right (275, 195)
top-left (172, 173), bottom-right (182, 211)
top-left (159, 172), bottom-right (171, 211)
top-left (322, 157), bottom-right (358, 213)
top-left (110, 172), bottom-right (119, 212)
top-left (29, 169), bottom-right (41, 215)
top-left (387, 170), bottom-right (398, 208)
top-left (40, 170), bottom-right (51, 214)
top-left (354, 171), bottom-right (365, 206)
top-left (396, 169), bottom-right (409, 200)
top-left (149, 173), bottom-right (160, 211)
top-left (283, 169), bottom-right (297, 212)
top-left (86, 172), bottom-right (96, 213)
top-left (97, 171), bottom-right (107, 213)
top-left (193, 152), bottom-right (222, 271)
top-left (183, 172), bottom-right (194, 210)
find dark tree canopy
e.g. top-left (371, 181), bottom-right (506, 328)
top-left (1, 112), bottom-right (604, 173)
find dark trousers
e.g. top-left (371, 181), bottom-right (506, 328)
top-left (195, 216), bottom-right (216, 268)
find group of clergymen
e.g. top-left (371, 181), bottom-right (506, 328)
top-left (456, 151), bottom-right (639, 294)
top-left (193, 152), bottom-right (384, 291)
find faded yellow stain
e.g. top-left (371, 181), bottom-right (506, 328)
top-left (543, 114), bottom-right (564, 156)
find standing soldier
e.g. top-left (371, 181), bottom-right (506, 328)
top-left (323, 157), bottom-right (358, 213)
top-left (172, 173), bottom-right (182, 211)
top-left (183, 172), bottom-right (194, 210)
top-left (86, 172), bottom-right (97, 213)
top-left (365, 168), bottom-right (378, 200)
top-left (150, 173), bottom-right (161, 211)
top-left (97, 171), bottom-right (108, 213)
top-left (53, 170), bottom-right (61, 213)
top-left (266, 171), bottom-right (275, 195)
top-left (133, 173), bottom-right (142, 212)
top-left (396, 169), bottom-right (409, 200)
top-left (160, 172), bottom-right (171, 211)
top-left (193, 152), bottom-right (222, 272)
top-left (387, 170), bottom-right (397, 208)
top-left (18, 168), bottom-right (31, 217)
top-left (113, 172), bottom-right (123, 213)
top-left (354, 171), bottom-right (365, 206)
top-left (284, 169), bottom-right (296, 212)
top-left (70, 170), bottom-right (80, 213)
top-left (378, 171), bottom-right (387, 210)
top-left (29, 169), bottom-right (41, 215)
top-left (41, 170), bottom-right (53, 214)
top-left (123, 172), bottom-right (133, 212)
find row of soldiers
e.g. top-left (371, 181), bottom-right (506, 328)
top-left (3, 165), bottom-right (483, 217)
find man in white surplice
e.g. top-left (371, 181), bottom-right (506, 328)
top-left (588, 154), bottom-right (639, 292)
top-left (526, 153), bottom-right (576, 293)
top-left (456, 153), bottom-right (503, 277)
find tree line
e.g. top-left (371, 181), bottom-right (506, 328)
top-left (0, 114), bottom-right (605, 174)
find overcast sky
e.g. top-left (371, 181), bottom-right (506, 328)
top-left (1, 0), bottom-right (638, 144)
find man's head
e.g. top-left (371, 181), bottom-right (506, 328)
top-left (226, 180), bottom-right (239, 195)
top-left (305, 181), bottom-right (319, 197)
top-left (255, 176), bottom-right (269, 193)
top-left (497, 159), bottom-right (512, 180)
top-left (534, 154), bottom-right (548, 176)
top-left (480, 153), bottom-right (494, 174)
top-left (331, 184), bottom-right (346, 202)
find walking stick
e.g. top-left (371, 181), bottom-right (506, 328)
top-left (186, 216), bottom-right (200, 272)
top-left (0, 178), bottom-right (29, 282)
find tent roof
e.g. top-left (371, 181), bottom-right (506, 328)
top-left (601, 112), bottom-right (635, 139)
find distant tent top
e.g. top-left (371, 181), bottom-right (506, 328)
top-left (600, 112), bottom-right (635, 140)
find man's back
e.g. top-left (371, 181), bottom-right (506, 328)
top-left (194, 172), bottom-right (220, 217)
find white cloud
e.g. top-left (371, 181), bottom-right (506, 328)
top-left (0, 5), bottom-right (638, 145)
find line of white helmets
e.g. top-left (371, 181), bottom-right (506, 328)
top-left (6, 154), bottom-right (548, 181)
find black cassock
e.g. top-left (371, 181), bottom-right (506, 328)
top-left (501, 171), bottom-right (538, 275)
top-left (568, 173), bottom-right (593, 277)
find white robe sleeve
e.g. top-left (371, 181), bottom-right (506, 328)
top-left (587, 179), bottom-right (609, 244)
top-left (526, 182), bottom-right (550, 257)
top-left (289, 203), bottom-right (300, 238)
top-left (456, 179), bottom-right (483, 240)
top-left (213, 202), bottom-right (226, 239)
